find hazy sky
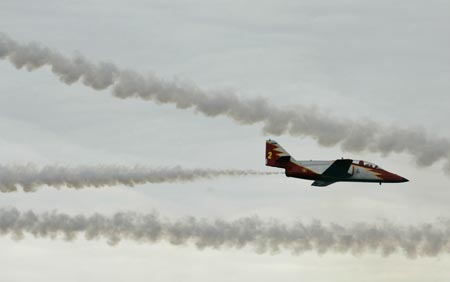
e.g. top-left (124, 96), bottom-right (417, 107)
top-left (1, 0), bottom-right (450, 281)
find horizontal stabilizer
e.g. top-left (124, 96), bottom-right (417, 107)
top-left (277, 156), bottom-right (291, 163)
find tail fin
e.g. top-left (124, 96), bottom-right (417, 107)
top-left (266, 139), bottom-right (292, 168)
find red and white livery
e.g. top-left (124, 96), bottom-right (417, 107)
top-left (266, 139), bottom-right (408, 187)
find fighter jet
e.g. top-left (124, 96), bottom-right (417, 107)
top-left (266, 139), bottom-right (408, 186)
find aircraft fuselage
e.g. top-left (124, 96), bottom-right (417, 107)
top-left (266, 140), bottom-right (408, 186)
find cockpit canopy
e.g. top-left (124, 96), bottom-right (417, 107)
top-left (353, 160), bottom-right (382, 169)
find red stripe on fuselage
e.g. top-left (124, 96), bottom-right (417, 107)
top-left (352, 163), bottom-right (405, 182)
top-left (285, 162), bottom-right (321, 180)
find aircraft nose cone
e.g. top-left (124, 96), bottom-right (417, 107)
top-left (382, 170), bottom-right (409, 183)
top-left (394, 174), bottom-right (409, 183)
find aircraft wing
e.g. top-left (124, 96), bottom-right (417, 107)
top-left (311, 159), bottom-right (353, 187)
top-left (311, 180), bottom-right (336, 187)
top-left (321, 159), bottom-right (353, 178)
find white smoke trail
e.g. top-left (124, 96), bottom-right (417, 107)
top-left (1, 34), bottom-right (449, 172)
top-left (0, 164), bottom-right (277, 192)
top-left (1, 207), bottom-right (449, 258)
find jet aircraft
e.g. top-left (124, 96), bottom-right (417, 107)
top-left (266, 139), bottom-right (409, 186)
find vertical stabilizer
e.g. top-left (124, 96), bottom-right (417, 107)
top-left (266, 140), bottom-right (292, 168)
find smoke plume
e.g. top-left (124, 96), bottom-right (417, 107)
top-left (1, 207), bottom-right (449, 258)
top-left (0, 164), bottom-right (276, 192)
top-left (1, 34), bottom-right (449, 172)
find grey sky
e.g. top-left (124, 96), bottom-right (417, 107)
top-left (0, 0), bottom-right (450, 281)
